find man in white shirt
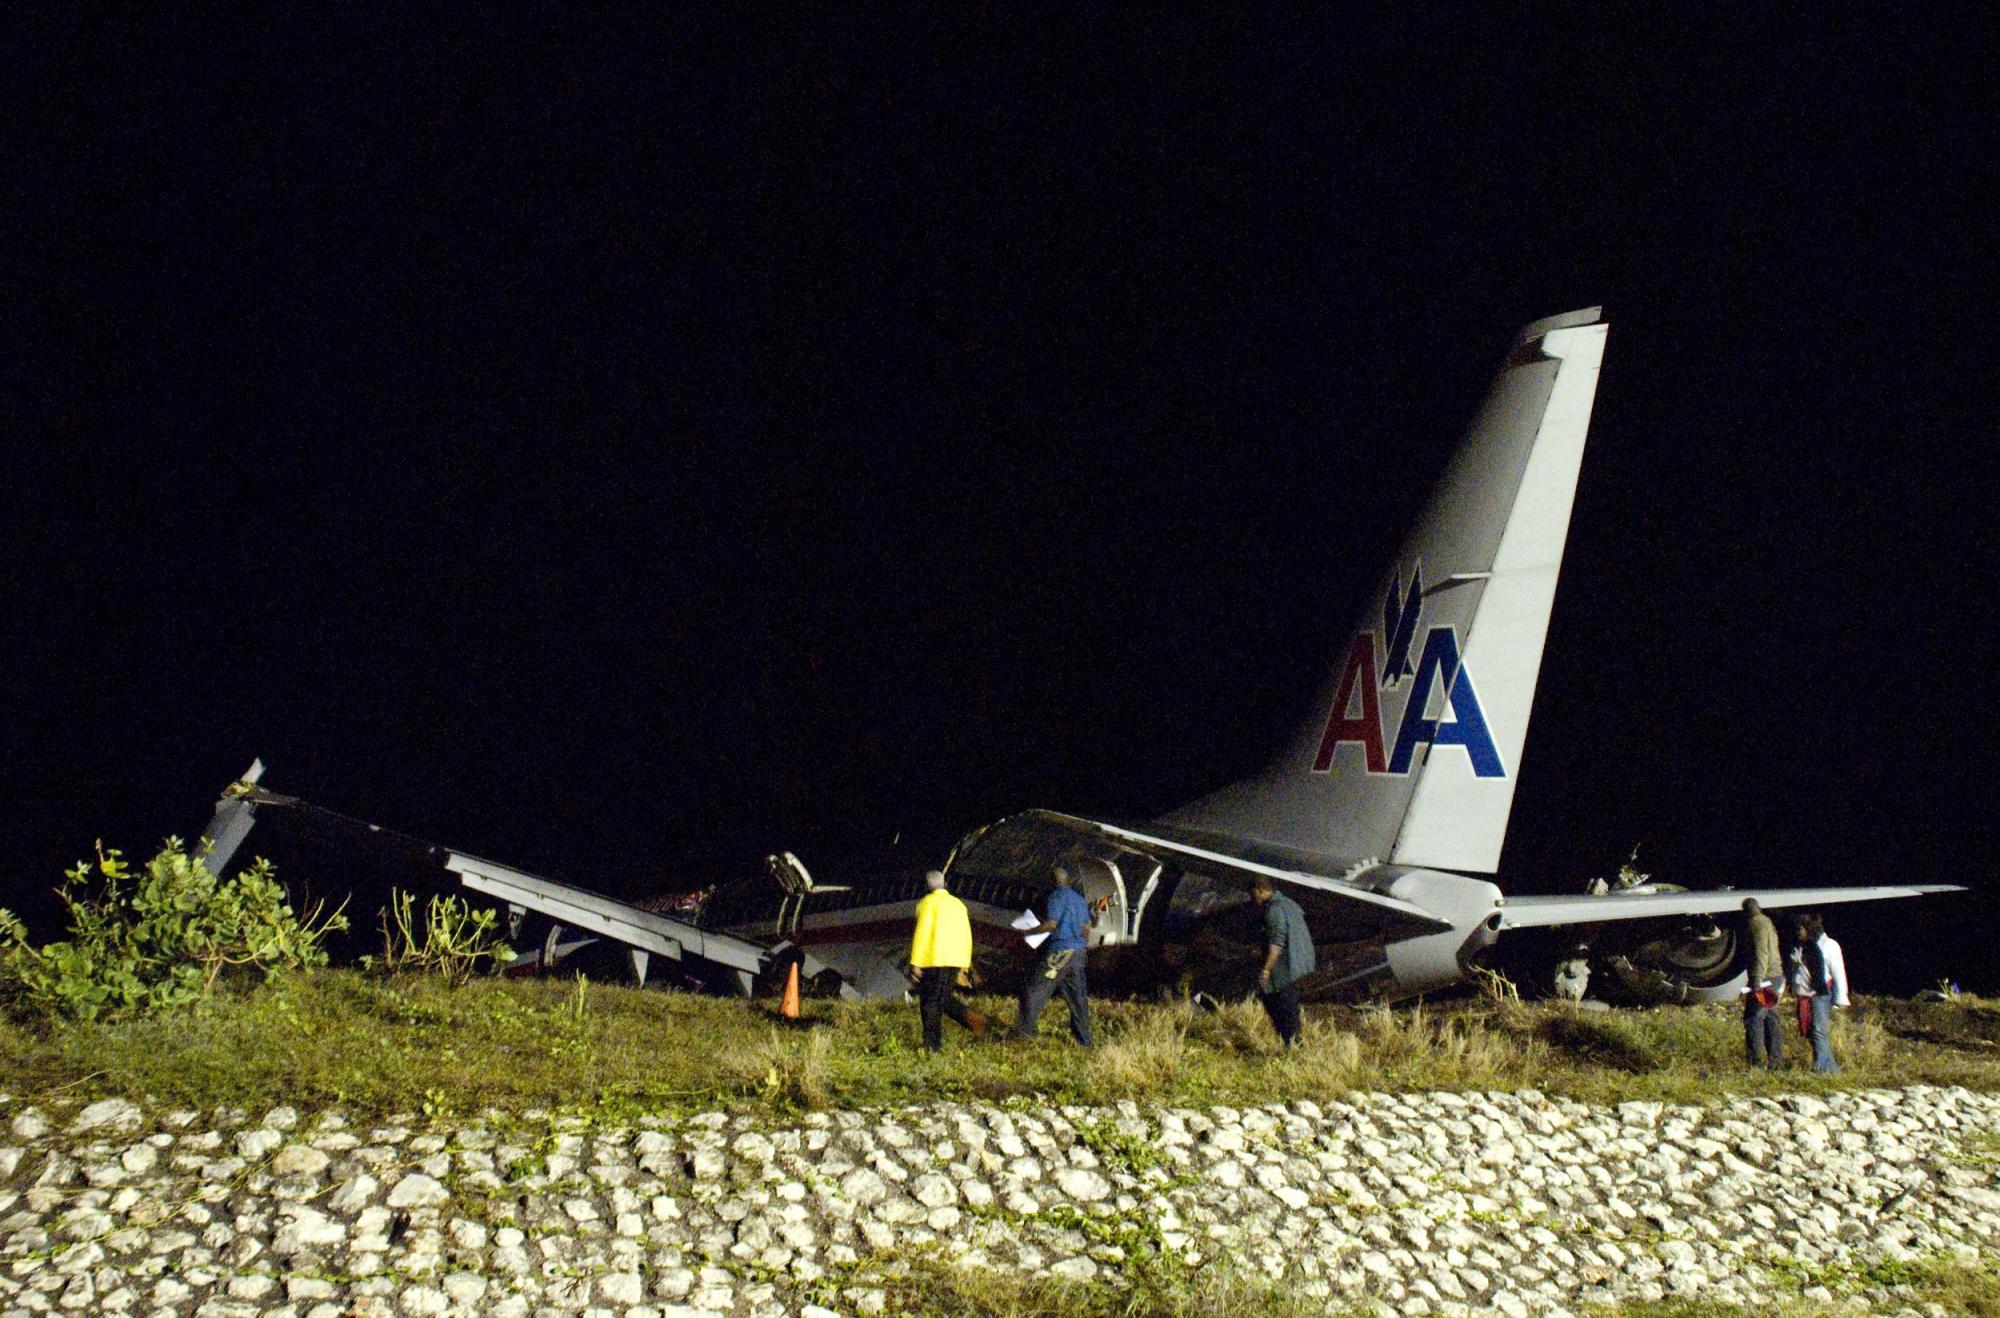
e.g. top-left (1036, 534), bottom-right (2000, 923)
top-left (1819, 928), bottom-right (1850, 1008)
top-left (1793, 914), bottom-right (1848, 1072)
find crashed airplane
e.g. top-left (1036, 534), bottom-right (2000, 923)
top-left (199, 308), bottom-right (1959, 1005)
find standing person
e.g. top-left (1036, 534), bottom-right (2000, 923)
top-left (1741, 899), bottom-right (1784, 1068)
top-left (1013, 864), bottom-right (1094, 1047)
top-left (908, 870), bottom-right (985, 1052)
top-left (1793, 914), bottom-right (1847, 1073)
top-left (1250, 875), bottom-right (1316, 1047)
top-left (1818, 921), bottom-right (1850, 1010)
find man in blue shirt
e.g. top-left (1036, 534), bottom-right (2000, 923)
top-left (1252, 875), bottom-right (1316, 1047)
top-left (1012, 863), bottom-right (1095, 1047)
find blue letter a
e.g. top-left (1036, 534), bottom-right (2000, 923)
top-left (1386, 627), bottom-right (1506, 778)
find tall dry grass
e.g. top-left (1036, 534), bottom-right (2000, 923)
top-left (725, 1026), bottom-right (835, 1109)
top-left (1088, 997), bottom-right (1193, 1097)
top-left (1354, 1001), bottom-right (1533, 1089)
top-left (7, 972), bottom-right (2000, 1119)
top-left (1834, 1009), bottom-right (1892, 1072)
top-left (1188, 995), bottom-right (1281, 1055)
top-left (1267, 1018), bottom-right (1364, 1098)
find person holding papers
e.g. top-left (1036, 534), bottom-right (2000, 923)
top-left (1012, 863), bottom-right (1095, 1047)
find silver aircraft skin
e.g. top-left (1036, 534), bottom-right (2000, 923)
top-left (199, 309), bottom-right (1960, 1002)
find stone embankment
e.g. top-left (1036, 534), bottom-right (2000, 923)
top-left (4, 1086), bottom-right (1999, 1317)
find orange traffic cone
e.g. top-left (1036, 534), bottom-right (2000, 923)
top-left (780, 962), bottom-right (801, 1019)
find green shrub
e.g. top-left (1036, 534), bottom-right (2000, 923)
top-left (369, 888), bottom-right (516, 986)
top-left (0, 838), bottom-right (347, 1021)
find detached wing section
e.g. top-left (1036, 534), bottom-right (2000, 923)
top-left (1499, 885), bottom-right (1963, 931)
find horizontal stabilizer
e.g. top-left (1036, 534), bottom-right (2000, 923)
top-left (1498, 884), bottom-right (1964, 931)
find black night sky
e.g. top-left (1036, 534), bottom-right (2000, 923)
top-left (6, 13), bottom-right (1994, 988)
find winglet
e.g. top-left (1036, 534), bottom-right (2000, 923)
top-left (1513, 307), bottom-right (1603, 345)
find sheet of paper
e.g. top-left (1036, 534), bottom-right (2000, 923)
top-left (1012, 908), bottom-right (1049, 949)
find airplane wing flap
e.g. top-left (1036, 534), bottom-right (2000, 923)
top-left (1499, 885), bottom-right (1963, 930)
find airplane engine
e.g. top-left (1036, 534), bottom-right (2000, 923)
top-left (1599, 918), bottom-right (1745, 1004)
top-left (1379, 869), bottom-right (1505, 996)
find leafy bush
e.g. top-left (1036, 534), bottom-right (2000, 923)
top-left (0, 838), bottom-right (347, 1021)
top-left (370, 888), bottom-right (516, 985)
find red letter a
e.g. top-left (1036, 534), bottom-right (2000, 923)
top-left (1313, 633), bottom-right (1385, 773)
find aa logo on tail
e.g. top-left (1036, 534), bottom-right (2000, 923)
top-left (1313, 562), bottom-right (1505, 778)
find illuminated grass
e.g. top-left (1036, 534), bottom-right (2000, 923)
top-left (864, 1248), bottom-right (1360, 1317)
top-left (849, 1248), bottom-right (2000, 1317)
top-left (1, 973), bottom-right (1997, 1118)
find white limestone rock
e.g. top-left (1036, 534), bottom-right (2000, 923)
top-left (385, 1173), bottom-right (450, 1209)
top-left (270, 1142), bottom-right (331, 1177)
top-left (71, 1099), bottom-right (143, 1134)
top-left (840, 1166), bottom-right (888, 1206)
top-left (910, 1173), bottom-right (956, 1208)
top-left (235, 1127), bottom-right (285, 1159)
top-left (328, 1173), bottom-right (379, 1213)
top-left (1055, 1167), bottom-right (1112, 1202)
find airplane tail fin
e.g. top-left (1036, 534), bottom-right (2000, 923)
top-left (1162, 309), bottom-right (1608, 874)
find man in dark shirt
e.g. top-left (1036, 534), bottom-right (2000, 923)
top-left (1251, 875), bottom-right (1316, 1047)
top-left (1741, 898), bottom-right (1784, 1068)
top-left (1012, 864), bottom-right (1095, 1047)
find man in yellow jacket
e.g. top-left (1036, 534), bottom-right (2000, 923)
top-left (909, 869), bottom-right (986, 1051)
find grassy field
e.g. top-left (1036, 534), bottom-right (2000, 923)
top-left (3, 970), bottom-right (1998, 1119)
top-left (7, 974), bottom-right (2000, 1316)
top-left (863, 1253), bottom-right (2000, 1318)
